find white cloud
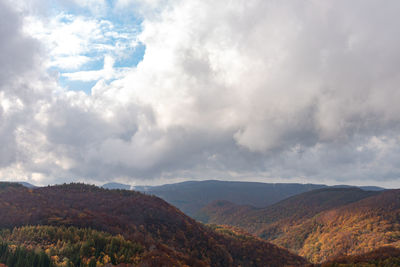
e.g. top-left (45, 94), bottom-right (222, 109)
top-left (62, 55), bottom-right (120, 81)
top-left (24, 14), bottom-right (104, 69)
top-left (115, 0), bottom-right (171, 16)
top-left (48, 55), bottom-right (91, 70)
top-left (23, 13), bottom-right (141, 74)
top-left (69, 0), bottom-right (108, 15)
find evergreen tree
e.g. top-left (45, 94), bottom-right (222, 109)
top-left (38, 251), bottom-right (51, 267)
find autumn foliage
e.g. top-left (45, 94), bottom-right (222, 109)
top-left (198, 187), bottom-right (400, 264)
top-left (0, 182), bottom-right (307, 267)
top-left (321, 246), bottom-right (400, 266)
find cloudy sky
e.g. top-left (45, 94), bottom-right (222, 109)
top-left (1, 0), bottom-right (400, 187)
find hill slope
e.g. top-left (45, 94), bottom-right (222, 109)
top-left (293, 189), bottom-right (400, 262)
top-left (199, 188), bottom-right (379, 231)
top-left (321, 246), bottom-right (400, 266)
top-left (198, 187), bottom-right (396, 263)
top-left (0, 182), bottom-right (306, 267)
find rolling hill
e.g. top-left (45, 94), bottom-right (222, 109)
top-left (0, 182), bottom-right (307, 266)
top-left (197, 187), bottom-right (380, 229)
top-left (197, 187), bottom-right (400, 263)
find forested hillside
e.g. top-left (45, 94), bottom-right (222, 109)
top-left (321, 246), bottom-right (400, 266)
top-left (292, 189), bottom-right (400, 262)
top-left (198, 188), bottom-right (400, 263)
top-left (0, 182), bottom-right (306, 267)
top-left (0, 226), bottom-right (141, 266)
top-left (198, 188), bottom-right (379, 231)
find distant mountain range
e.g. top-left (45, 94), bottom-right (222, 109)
top-left (16, 181), bottom-right (37, 188)
top-left (102, 182), bottom-right (133, 190)
top-left (102, 180), bottom-right (384, 217)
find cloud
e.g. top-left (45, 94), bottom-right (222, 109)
top-left (1, 0), bottom-right (400, 187)
top-left (62, 55), bottom-right (131, 82)
top-left (115, 0), bottom-right (171, 17)
top-left (0, 0), bottom-right (58, 184)
top-left (0, 1), bottom-right (41, 87)
top-left (68, 0), bottom-right (108, 15)
top-left (0, 0), bottom-right (40, 167)
top-left (24, 13), bottom-right (141, 71)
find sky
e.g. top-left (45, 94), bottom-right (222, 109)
top-left (1, 0), bottom-right (400, 187)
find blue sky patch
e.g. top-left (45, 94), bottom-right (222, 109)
top-left (39, 1), bottom-right (145, 94)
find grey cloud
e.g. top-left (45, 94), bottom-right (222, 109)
top-left (0, 1), bottom-right (41, 87)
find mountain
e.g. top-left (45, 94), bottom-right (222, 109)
top-left (331, 184), bottom-right (384, 191)
top-left (0, 182), bottom-right (307, 266)
top-left (0, 181), bottom-right (37, 188)
top-left (197, 187), bottom-right (396, 263)
top-left (18, 181), bottom-right (37, 188)
top-left (102, 182), bottom-right (132, 190)
top-left (134, 180), bottom-right (330, 216)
